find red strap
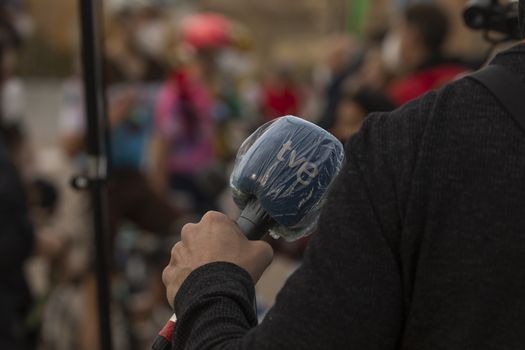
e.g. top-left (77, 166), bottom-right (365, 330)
top-left (159, 320), bottom-right (176, 341)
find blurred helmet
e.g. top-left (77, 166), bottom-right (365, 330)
top-left (181, 13), bottom-right (232, 50)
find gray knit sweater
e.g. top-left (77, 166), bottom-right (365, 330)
top-left (172, 43), bottom-right (525, 350)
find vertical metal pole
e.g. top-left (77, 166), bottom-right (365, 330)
top-left (78, 1), bottom-right (113, 349)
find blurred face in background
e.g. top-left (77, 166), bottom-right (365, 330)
top-left (395, 3), bottom-right (450, 73)
top-left (398, 20), bottom-right (427, 72)
top-left (332, 97), bottom-right (366, 142)
top-left (134, 6), bottom-right (169, 58)
top-left (359, 47), bottom-right (388, 89)
top-left (324, 34), bottom-right (356, 75)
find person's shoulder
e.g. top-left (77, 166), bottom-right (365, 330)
top-left (420, 70), bottom-right (501, 127)
top-left (358, 74), bottom-right (483, 148)
top-left (347, 89), bottom-right (439, 158)
top-left (344, 79), bottom-right (480, 181)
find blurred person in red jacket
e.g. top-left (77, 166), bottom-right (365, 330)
top-left (261, 64), bottom-right (300, 122)
top-left (386, 3), bottom-right (468, 106)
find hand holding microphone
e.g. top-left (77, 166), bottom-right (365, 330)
top-left (153, 116), bottom-right (345, 350)
top-left (163, 211), bottom-right (274, 308)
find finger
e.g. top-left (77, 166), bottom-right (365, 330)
top-left (170, 241), bottom-right (185, 262)
top-left (170, 240), bottom-right (181, 256)
top-left (251, 240), bottom-right (274, 264)
top-left (180, 223), bottom-right (197, 243)
top-left (201, 211), bottom-right (228, 224)
top-left (162, 265), bottom-right (171, 287)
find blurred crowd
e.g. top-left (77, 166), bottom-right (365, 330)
top-left (0, 1), bottom-right (490, 349)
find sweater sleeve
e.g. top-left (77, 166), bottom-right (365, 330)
top-left (172, 93), bottom-right (435, 349)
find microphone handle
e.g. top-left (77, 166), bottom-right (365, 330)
top-left (236, 199), bottom-right (275, 240)
top-left (151, 200), bottom-right (274, 350)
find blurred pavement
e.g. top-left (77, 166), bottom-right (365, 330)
top-left (24, 79), bottom-right (63, 149)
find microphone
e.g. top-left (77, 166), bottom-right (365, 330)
top-left (152, 116), bottom-right (345, 350)
top-left (231, 115), bottom-right (345, 241)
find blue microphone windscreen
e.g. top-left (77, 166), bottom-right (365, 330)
top-left (230, 116), bottom-right (345, 241)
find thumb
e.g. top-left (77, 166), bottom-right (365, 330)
top-left (245, 240), bottom-right (274, 283)
top-left (251, 240), bottom-right (274, 263)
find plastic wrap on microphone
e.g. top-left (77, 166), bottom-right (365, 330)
top-left (230, 115), bottom-right (345, 241)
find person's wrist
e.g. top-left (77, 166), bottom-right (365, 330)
top-left (174, 262), bottom-right (255, 314)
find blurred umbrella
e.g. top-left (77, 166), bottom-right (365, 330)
top-left (181, 13), bottom-right (232, 49)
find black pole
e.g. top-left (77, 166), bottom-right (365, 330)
top-left (77, 1), bottom-right (113, 349)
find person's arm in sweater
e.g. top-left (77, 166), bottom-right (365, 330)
top-left (163, 93), bottom-right (435, 349)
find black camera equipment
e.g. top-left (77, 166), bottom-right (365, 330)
top-left (463, 0), bottom-right (522, 42)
